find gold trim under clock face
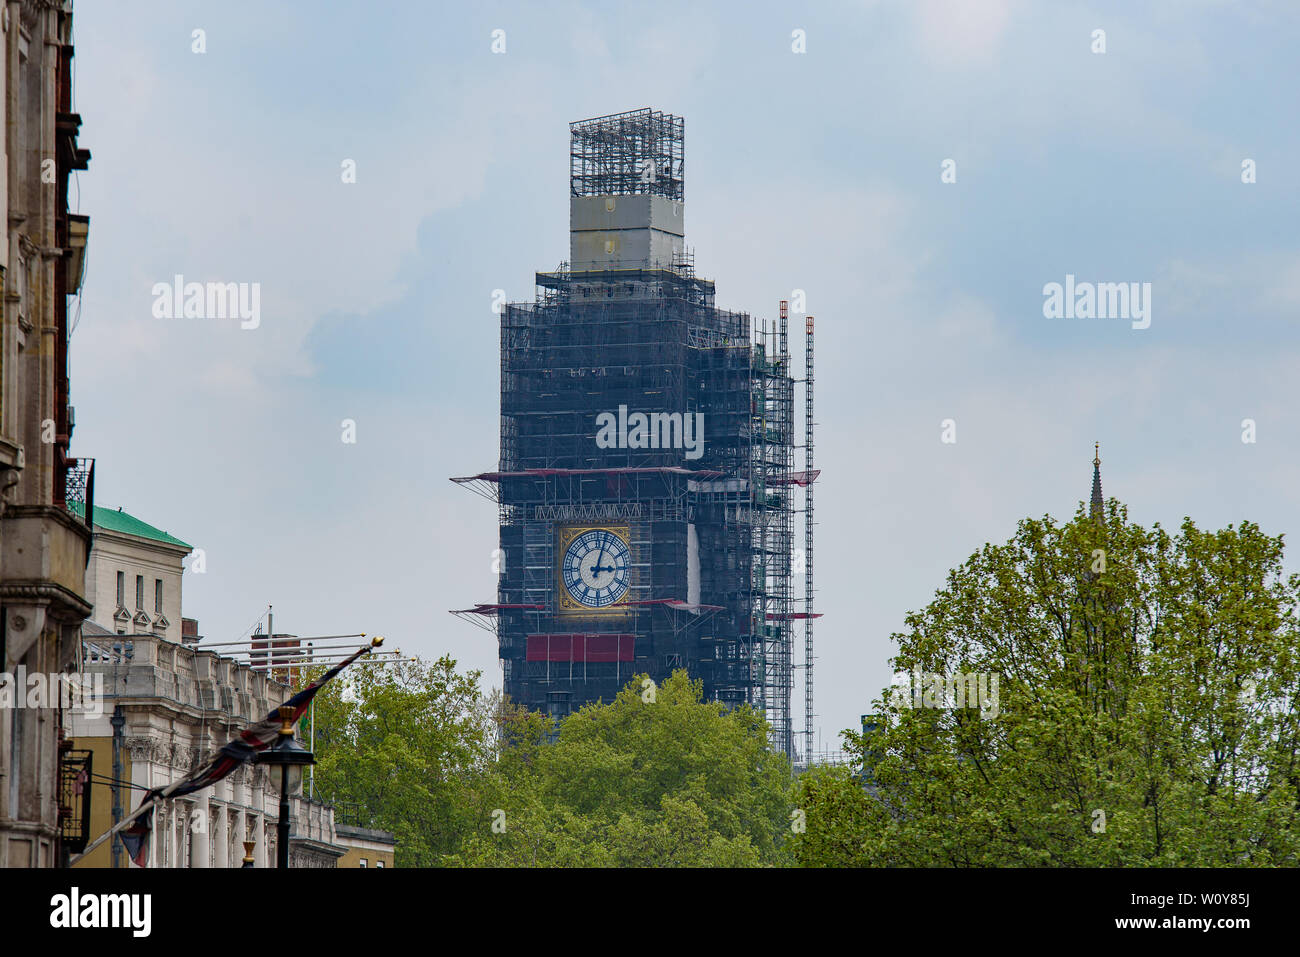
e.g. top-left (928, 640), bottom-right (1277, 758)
top-left (557, 525), bottom-right (632, 616)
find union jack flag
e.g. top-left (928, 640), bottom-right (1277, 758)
top-left (119, 807), bottom-right (153, 867)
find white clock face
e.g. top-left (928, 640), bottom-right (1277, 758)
top-left (561, 530), bottom-right (631, 608)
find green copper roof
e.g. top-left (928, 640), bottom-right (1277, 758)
top-left (67, 501), bottom-right (191, 549)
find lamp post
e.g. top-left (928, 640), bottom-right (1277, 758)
top-left (254, 713), bottom-right (314, 868)
top-left (110, 708), bottom-right (125, 869)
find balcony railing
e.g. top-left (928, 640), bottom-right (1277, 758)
top-left (65, 456), bottom-right (94, 531)
top-left (59, 746), bottom-right (93, 854)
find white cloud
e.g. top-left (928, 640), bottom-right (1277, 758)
top-left (913, 0), bottom-right (1016, 66)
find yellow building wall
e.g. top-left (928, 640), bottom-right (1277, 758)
top-left (337, 843), bottom-right (395, 868)
top-left (70, 735), bottom-right (131, 869)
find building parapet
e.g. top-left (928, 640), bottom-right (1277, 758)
top-left (82, 631), bottom-right (287, 720)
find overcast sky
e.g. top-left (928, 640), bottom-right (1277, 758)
top-left (70, 1), bottom-right (1300, 751)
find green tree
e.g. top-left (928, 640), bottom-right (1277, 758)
top-left (309, 655), bottom-right (494, 866)
top-left (794, 503), bottom-right (1300, 866)
top-left (451, 670), bottom-right (795, 867)
top-left (789, 764), bottom-right (882, 867)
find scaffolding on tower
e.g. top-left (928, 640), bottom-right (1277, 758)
top-left (803, 314), bottom-right (816, 766)
top-left (725, 301), bottom-right (796, 760)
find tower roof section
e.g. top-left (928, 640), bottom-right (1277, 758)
top-left (570, 108), bottom-right (684, 200)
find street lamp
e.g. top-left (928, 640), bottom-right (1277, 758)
top-left (255, 713), bottom-right (314, 868)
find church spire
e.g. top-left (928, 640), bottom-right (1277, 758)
top-left (1090, 442), bottom-right (1103, 522)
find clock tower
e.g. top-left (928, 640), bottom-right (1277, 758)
top-left (453, 110), bottom-right (811, 760)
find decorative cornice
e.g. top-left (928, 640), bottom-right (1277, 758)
top-left (123, 734), bottom-right (163, 764)
top-left (0, 580), bottom-right (93, 619)
top-left (1, 503), bottom-right (93, 545)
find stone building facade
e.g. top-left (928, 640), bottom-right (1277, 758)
top-left (335, 824), bottom-right (396, 868)
top-left (77, 502), bottom-right (190, 641)
top-left (0, 0), bottom-right (94, 869)
top-left (71, 631), bottom-right (344, 868)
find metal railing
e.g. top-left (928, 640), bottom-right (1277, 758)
top-left (65, 456), bottom-right (95, 530)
